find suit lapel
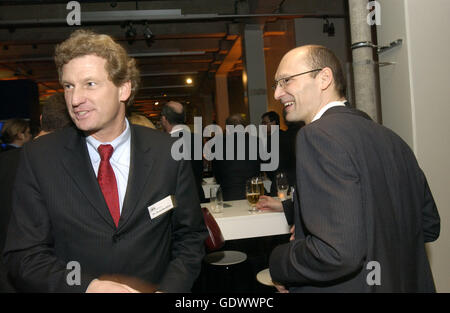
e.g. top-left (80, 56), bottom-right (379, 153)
top-left (61, 128), bottom-right (117, 229)
top-left (119, 125), bottom-right (154, 229)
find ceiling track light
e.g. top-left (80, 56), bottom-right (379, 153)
top-left (143, 22), bottom-right (155, 47)
top-left (323, 18), bottom-right (335, 37)
top-left (125, 22), bottom-right (137, 45)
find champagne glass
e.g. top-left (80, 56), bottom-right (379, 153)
top-left (210, 186), bottom-right (223, 214)
top-left (276, 172), bottom-right (289, 200)
top-left (246, 177), bottom-right (261, 213)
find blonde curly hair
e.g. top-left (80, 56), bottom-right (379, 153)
top-left (54, 29), bottom-right (140, 107)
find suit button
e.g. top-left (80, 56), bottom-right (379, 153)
top-left (112, 234), bottom-right (120, 243)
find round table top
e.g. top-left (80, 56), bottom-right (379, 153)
top-left (204, 250), bottom-right (247, 266)
top-left (256, 268), bottom-right (275, 286)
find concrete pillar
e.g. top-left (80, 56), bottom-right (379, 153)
top-left (348, 0), bottom-right (381, 122)
top-left (242, 24), bottom-right (268, 126)
top-left (214, 74), bottom-right (229, 130)
top-left (201, 93), bottom-right (214, 129)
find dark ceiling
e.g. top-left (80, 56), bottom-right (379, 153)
top-left (0, 0), bottom-right (347, 121)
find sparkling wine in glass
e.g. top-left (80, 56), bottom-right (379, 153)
top-left (276, 172), bottom-right (289, 200)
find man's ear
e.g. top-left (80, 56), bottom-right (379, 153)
top-left (319, 67), bottom-right (333, 91)
top-left (119, 81), bottom-right (132, 103)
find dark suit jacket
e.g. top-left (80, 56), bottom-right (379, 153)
top-left (212, 132), bottom-right (261, 201)
top-left (0, 148), bottom-right (21, 292)
top-left (0, 144), bottom-right (19, 153)
top-left (2, 125), bottom-right (208, 292)
top-left (270, 106), bottom-right (440, 292)
top-left (265, 128), bottom-right (301, 196)
top-left (171, 128), bottom-right (205, 203)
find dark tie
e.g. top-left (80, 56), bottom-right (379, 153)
top-left (97, 144), bottom-right (120, 227)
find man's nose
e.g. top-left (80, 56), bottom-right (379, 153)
top-left (70, 87), bottom-right (85, 106)
top-left (273, 84), bottom-right (284, 101)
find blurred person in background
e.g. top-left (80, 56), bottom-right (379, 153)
top-left (35, 92), bottom-right (73, 139)
top-left (212, 113), bottom-right (261, 201)
top-left (128, 112), bottom-right (156, 129)
top-left (0, 92), bottom-right (72, 292)
top-left (160, 101), bottom-right (205, 203)
top-left (0, 118), bottom-right (31, 152)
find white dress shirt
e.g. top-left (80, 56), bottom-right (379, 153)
top-left (311, 100), bottom-right (347, 123)
top-left (170, 124), bottom-right (190, 135)
top-left (86, 119), bottom-right (131, 214)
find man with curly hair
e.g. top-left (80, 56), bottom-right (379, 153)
top-left (3, 30), bottom-right (207, 293)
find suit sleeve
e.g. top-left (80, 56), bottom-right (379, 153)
top-left (157, 158), bottom-right (208, 292)
top-left (419, 172), bottom-right (440, 243)
top-left (282, 199), bottom-right (294, 225)
top-left (270, 127), bottom-right (366, 286)
top-left (2, 146), bottom-right (96, 292)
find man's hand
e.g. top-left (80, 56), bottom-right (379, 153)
top-left (273, 281), bottom-right (289, 293)
top-left (256, 195), bottom-right (283, 212)
top-left (86, 279), bottom-right (140, 293)
top-left (289, 225), bottom-right (295, 241)
top-left (95, 274), bottom-right (158, 292)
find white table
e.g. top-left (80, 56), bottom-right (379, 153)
top-left (201, 199), bottom-right (290, 240)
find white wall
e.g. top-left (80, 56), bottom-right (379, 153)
top-left (378, 0), bottom-right (450, 292)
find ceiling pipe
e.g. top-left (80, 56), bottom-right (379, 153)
top-left (0, 50), bottom-right (206, 63)
top-left (140, 85), bottom-right (195, 90)
top-left (0, 11), bottom-right (347, 28)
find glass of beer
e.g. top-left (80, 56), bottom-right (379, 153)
top-left (246, 177), bottom-right (262, 213)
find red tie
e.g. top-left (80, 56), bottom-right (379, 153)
top-left (97, 144), bottom-right (120, 227)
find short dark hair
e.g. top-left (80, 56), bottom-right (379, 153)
top-left (41, 93), bottom-right (72, 132)
top-left (261, 111), bottom-right (280, 125)
top-left (226, 113), bottom-right (247, 126)
top-left (306, 45), bottom-right (347, 97)
top-left (161, 102), bottom-right (185, 125)
top-left (1, 118), bottom-right (29, 143)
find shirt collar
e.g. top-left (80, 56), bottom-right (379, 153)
top-left (86, 119), bottom-right (131, 161)
top-left (170, 124), bottom-right (189, 134)
top-left (311, 100), bottom-right (347, 123)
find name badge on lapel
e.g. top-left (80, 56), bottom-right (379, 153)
top-left (148, 195), bottom-right (176, 219)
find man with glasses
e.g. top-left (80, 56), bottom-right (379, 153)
top-left (268, 45), bottom-right (440, 292)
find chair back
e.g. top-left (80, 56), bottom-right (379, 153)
top-left (201, 207), bottom-right (225, 251)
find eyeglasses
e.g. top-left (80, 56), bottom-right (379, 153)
top-left (272, 68), bottom-right (322, 90)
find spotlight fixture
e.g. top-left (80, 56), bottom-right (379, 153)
top-left (323, 18), bottom-right (335, 37)
top-left (186, 78), bottom-right (193, 85)
top-left (125, 22), bottom-right (137, 45)
top-left (143, 22), bottom-right (154, 47)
